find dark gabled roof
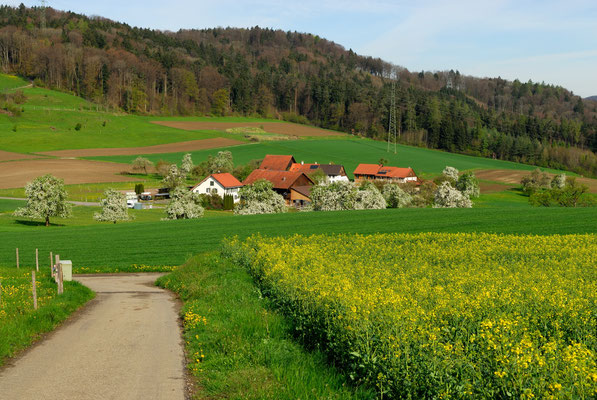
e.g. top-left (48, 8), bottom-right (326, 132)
top-left (259, 155), bottom-right (296, 171)
top-left (243, 170), bottom-right (314, 190)
top-left (289, 163), bottom-right (346, 176)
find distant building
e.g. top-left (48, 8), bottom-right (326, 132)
top-left (289, 162), bottom-right (349, 183)
top-left (243, 169), bottom-right (314, 205)
top-left (353, 164), bottom-right (419, 184)
top-left (191, 173), bottom-right (244, 202)
top-left (258, 155), bottom-right (296, 171)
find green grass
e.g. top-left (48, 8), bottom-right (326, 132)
top-left (0, 207), bottom-right (595, 271)
top-left (0, 199), bottom-right (25, 213)
top-left (88, 138), bottom-right (567, 178)
top-left (156, 254), bottom-right (374, 399)
top-left (0, 74), bottom-right (29, 91)
top-left (0, 266), bottom-right (94, 366)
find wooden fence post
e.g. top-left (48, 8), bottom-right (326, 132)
top-left (56, 255), bottom-right (63, 295)
top-left (32, 271), bottom-right (38, 310)
top-left (36, 248), bottom-right (39, 272)
top-left (16, 248), bottom-right (19, 269)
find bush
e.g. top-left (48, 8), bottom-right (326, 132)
top-left (131, 157), bottom-right (153, 175)
top-left (156, 160), bottom-right (172, 177)
top-left (382, 183), bottom-right (413, 208)
top-left (75, 123), bottom-right (82, 131)
top-left (456, 171), bottom-right (480, 198)
top-left (521, 168), bottom-right (551, 195)
top-left (551, 173), bottom-right (566, 189)
top-left (223, 194), bottom-right (234, 210)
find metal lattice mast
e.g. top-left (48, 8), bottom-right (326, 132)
top-left (387, 79), bottom-right (397, 154)
top-left (40, 0), bottom-right (47, 30)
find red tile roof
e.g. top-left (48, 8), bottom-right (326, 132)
top-left (354, 164), bottom-right (417, 179)
top-left (211, 173), bottom-right (243, 188)
top-left (243, 170), bottom-right (313, 190)
top-left (354, 163), bottom-right (382, 175)
top-left (193, 173), bottom-right (243, 191)
top-left (259, 155), bottom-right (296, 171)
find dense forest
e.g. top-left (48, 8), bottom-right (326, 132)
top-left (1, 4), bottom-right (597, 176)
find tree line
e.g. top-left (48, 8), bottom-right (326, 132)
top-left (0, 5), bottom-right (596, 176)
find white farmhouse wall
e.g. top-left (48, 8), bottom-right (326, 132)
top-left (192, 177), bottom-right (241, 202)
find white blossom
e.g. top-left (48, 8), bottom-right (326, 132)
top-left (13, 174), bottom-right (72, 226)
top-left (181, 153), bottom-right (194, 177)
top-left (234, 180), bottom-right (287, 215)
top-left (164, 188), bottom-right (205, 220)
top-left (442, 166), bottom-right (459, 182)
top-left (433, 182), bottom-right (472, 208)
top-left (312, 181), bottom-right (386, 211)
top-left (94, 189), bottom-right (132, 223)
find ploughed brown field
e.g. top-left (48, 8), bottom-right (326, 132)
top-left (0, 159), bottom-right (138, 189)
top-left (36, 138), bottom-right (244, 158)
top-left (0, 150), bottom-right (40, 162)
top-left (150, 121), bottom-right (345, 137)
top-left (476, 169), bottom-right (597, 193)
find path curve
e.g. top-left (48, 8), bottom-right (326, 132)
top-left (0, 273), bottom-right (186, 400)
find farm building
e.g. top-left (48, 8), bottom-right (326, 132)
top-left (243, 170), bottom-right (314, 205)
top-left (289, 162), bottom-right (349, 183)
top-left (259, 155), bottom-right (296, 171)
top-left (191, 173), bottom-right (244, 203)
top-left (353, 164), bottom-right (419, 184)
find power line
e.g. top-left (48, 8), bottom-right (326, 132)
top-left (387, 72), bottom-right (397, 154)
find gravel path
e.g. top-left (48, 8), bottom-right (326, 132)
top-left (0, 274), bottom-right (186, 400)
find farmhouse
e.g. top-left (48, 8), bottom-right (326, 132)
top-left (191, 173), bottom-right (244, 203)
top-left (243, 169), bottom-right (314, 204)
top-left (354, 164), bottom-right (419, 184)
top-left (259, 154), bottom-right (296, 171)
top-left (289, 162), bottom-right (349, 183)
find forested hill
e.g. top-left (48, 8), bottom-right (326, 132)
top-left (586, 96), bottom-right (597, 102)
top-left (1, 5), bottom-right (596, 176)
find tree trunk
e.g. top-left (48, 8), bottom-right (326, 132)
top-left (45, 216), bottom-right (49, 227)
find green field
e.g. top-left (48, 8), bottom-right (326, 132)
top-left (87, 138), bottom-right (565, 178)
top-left (0, 207), bottom-right (595, 270)
top-left (0, 74), bottom-right (29, 91)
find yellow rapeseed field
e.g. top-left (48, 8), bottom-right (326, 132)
top-left (223, 233), bottom-right (597, 399)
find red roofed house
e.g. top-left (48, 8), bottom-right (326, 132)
top-left (353, 164), bottom-right (419, 184)
top-left (191, 173), bottom-right (244, 203)
top-left (243, 169), bottom-right (314, 206)
top-left (259, 155), bottom-right (296, 171)
top-left (288, 162), bottom-right (349, 183)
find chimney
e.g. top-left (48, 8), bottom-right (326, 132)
top-left (301, 161), bottom-right (304, 165)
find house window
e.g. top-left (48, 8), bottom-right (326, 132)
top-left (206, 188), bottom-right (210, 193)
top-left (210, 181), bottom-right (214, 186)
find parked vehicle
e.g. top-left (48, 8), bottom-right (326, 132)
top-left (139, 192), bottom-right (152, 201)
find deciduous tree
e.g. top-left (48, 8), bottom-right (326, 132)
top-left (13, 174), bottom-right (72, 226)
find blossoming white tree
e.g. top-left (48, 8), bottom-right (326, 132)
top-left (456, 171), bottom-right (480, 198)
top-left (162, 164), bottom-right (185, 190)
top-left (164, 188), bottom-right (205, 220)
top-left (180, 153), bottom-right (194, 177)
top-left (13, 174), bottom-right (72, 226)
top-left (94, 189), bottom-right (132, 224)
top-left (234, 179), bottom-right (287, 215)
top-left (433, 182), bottom-right (472, 208)
top-left (311, 181), bottom-right (386, 211)
top-left (442, 166), bottom-right (459, 182)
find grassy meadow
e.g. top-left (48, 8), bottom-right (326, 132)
top-left (87, 137), bottom-right (565, 178)
top-left (0, 266), bottom-right (94, 366)
top-left (0, 206), bottom-right (595, 271)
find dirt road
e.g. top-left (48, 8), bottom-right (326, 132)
top-left (0, 274), bottom-right (186, 400)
